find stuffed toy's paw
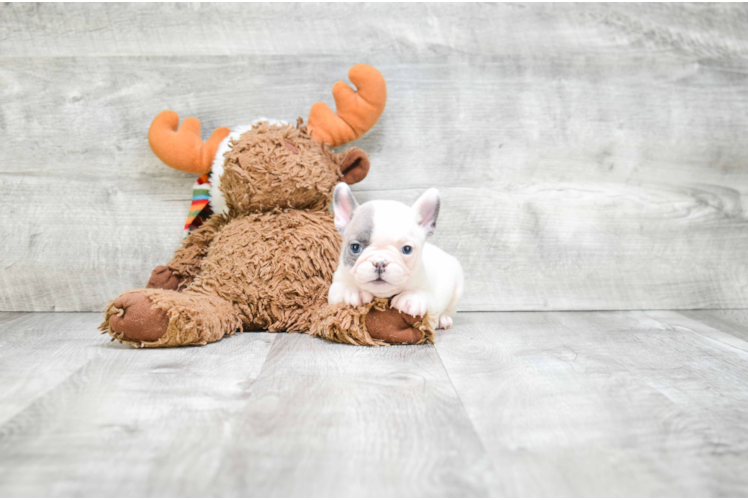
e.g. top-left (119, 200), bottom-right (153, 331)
top-left (101, 288), bottom-right (241, 348)
top-left (102, 290), bottom-right (169, 344)
top-left (365, 306), bottom-right (430, 344)
top-left (146, 265), bottom-right (182, 290)
top-left (310, 298), bottom-right (434, 346)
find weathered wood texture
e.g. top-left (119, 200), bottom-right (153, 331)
top-left (435, 310), bottom-right (748, 497)
top-left (680, 308), bottom-right (748, 343)
top-left (0, 313), bottom-right (493, 497)
top-left (1, 4), bottom-right (748, 311)
top-left (1, 310), bottom-right (747, 496)
top-left (0, 312), bottom-right (278, 496)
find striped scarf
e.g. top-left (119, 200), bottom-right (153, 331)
top-left (184, 173), bottom-right (212, 233)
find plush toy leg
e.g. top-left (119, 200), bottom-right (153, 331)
top-left (309, 298), bottom-right (435, 347)
top-left (146, 265), bottom-right (182, 291)
top-left (100, 288), bottom-right (241, 348)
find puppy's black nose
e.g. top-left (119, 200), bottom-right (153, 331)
top-left (375, 260), bottom-right (387, 273)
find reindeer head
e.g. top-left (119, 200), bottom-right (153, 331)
top-left (148, 65), bottom-right (386, 215)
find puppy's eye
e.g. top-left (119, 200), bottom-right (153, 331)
top-left (350, 243), bottom-right (362, 254)
top-left (401, 245), bottom-right (413, 255)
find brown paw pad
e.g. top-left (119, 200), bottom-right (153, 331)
top-left (366, 307), bottom-right (425, 345)
top-left (109, 291), bottom-right (169, 343)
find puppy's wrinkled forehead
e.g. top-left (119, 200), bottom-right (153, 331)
top-left (346, 201), bottom-right (420, 243)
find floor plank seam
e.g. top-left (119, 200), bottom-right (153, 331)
top-left (652, 311), bottom-right (748, 355)
top-left (432, 342), bottom-right (502, 494)
top-left (0, 356), bottom-right (96, 432)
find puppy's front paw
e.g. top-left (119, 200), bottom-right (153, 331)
top-left (330, 282), bottom-right (373, 307)
top-left (392, 291), bottom-right (430, 318)
top-left (438, 315), bottom-right (453, 329)
top-left (345, 288), bottom-right (373, 307)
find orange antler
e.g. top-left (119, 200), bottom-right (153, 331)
top-left (148, 110), bottom-right (230, 175)
top-left (308, 64), bottom-right (387, 148)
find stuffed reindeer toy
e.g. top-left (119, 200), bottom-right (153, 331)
top-left (100, 64), bottom-right (435, 347)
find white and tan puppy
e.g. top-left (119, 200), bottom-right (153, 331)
top-left (328, 183), bottom-right (464, 329)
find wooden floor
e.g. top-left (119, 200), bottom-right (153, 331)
top-left (0, 311), bottom-right (747, 497)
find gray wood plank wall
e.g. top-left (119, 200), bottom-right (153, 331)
top-left (2, 3), bottom-right (748, 312)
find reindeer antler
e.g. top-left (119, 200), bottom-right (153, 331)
top-left (308, 64), bottom-right (387, 148)
top-left (148, 111), bottom-right (230, 175)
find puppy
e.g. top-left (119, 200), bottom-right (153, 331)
top-left (328, 183), bottom-right (464, 329)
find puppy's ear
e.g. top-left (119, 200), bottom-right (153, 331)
top-left (332, 183), bottom-right (359, 233)
top-left (412, 188), bottom-right (440, 238)
top-left (337, 147), bottom-right (370, 185)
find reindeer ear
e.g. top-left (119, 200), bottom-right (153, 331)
top-left (338, 147), bottom-right (370, 185)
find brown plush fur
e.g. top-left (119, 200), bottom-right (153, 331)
top-left (186, 209), bottom-right (339, 333)
top-left (310, 298), bottom-right (434, 347)
top-left (168, 215), bottom-right (229, 287)
top-left (221, 120), bottom-right (340, 213)
top-left (103, 288), bottom-right (239, 347)
top-left (100, 121), bottom-right (433, 347)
